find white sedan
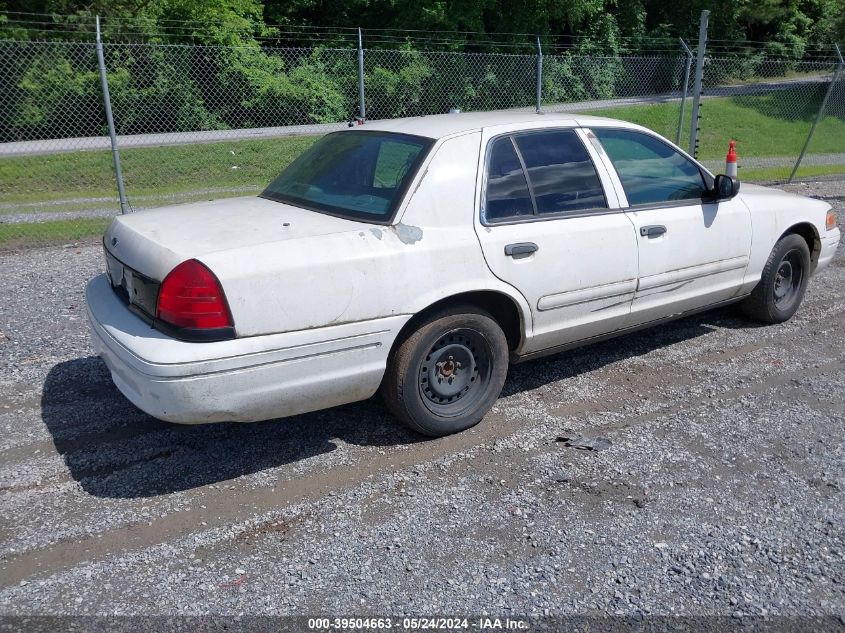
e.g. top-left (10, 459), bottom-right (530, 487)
top-left (86, 112), bottom-right (840, 436)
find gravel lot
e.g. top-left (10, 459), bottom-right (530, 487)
top-left (0, 181), bottom-right (843, 625)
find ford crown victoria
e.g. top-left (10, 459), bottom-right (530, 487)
top-left (85, 112), bottom-right (841, 436)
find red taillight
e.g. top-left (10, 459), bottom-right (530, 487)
top-left (156, 259), bottom-right (233, 330)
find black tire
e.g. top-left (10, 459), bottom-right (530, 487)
top-left (740, 233), bottom-right (811, 324)
top-left (381, 305), bottom-right (509, 437)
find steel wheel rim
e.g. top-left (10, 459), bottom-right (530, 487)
top-left (418, 328), bottom-right (493, 418)
top-left (773, 249), bottom-right (803, 309)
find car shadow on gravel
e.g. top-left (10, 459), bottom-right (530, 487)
top-left (40, 356), bottom-right (423, 499)
top-left (500, 305), bottom-right (750, 396)
top-left (41, 306), bottom-right (750, 500)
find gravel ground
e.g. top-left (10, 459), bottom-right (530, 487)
top-left (0, 181), bottom-right (843, 626)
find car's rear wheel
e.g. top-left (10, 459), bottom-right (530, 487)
top-left (382, 305), bottom-right (509, 437)
top-left (740, 233), bottom-right (811, 324)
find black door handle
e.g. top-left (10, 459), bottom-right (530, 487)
top-left (504, 242), bottom-right (538, 259)
top-left (640, 225), bottom-right (667, 237)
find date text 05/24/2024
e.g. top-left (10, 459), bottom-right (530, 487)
top-left (306, 617), bottom-right (530, 630)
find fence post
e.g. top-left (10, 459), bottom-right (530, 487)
top-left (95, 16), bottom-right (128, 215)
top-left (788, 44), bottom-right (843, 183)
top-left (357, 27), bottom-right (366, 122)
top-left (676, 38), bottom-right (693, 146)
top-left (688, 10), bottom-right (709, 157)
top-left (535, 36), bottom-right (543, 114)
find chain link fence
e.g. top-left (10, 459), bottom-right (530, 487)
top-left (105, 43), bottom-right (358, 143)
top-left (364, 49), bottom-right (538, 118)
top-left (696, 57), bottom-right (842, 181)
top-left (0, 37), bottom-right (843, 249)
top-left (542, 54), bottom-right (693, 145)
top-left (802, 68), bottom-right (845, 176)
top-left (0, 40), bottom-right (103, 149)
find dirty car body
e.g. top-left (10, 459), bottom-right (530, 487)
top-left (86, 112), bottom-right (840, 435)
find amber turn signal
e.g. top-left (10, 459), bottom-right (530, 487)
top-left (827, 210), bottom-right (838, 231)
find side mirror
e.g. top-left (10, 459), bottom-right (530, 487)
top-left (713, 174), bottom-right (740, 199)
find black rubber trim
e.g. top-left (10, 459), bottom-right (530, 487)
top-left (152, 319), bottom-right (236, 343)
top-left (112, 280), bottom-right (235, 342)
top-left (103, 241), bottom-right (160, 321)
top-left (504, 242), bottom-right (539, 258)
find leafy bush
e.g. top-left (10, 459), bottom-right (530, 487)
top-left (366, 50), bottom-right (433, 118)
top-left (543, 54), bottom-right (623, 104)
top-left (107, 46), bottom-right (226, 134)
top-left (9, 46), bottom-right (103, 140)
top-left (217, 45), bottom-right (350, 126)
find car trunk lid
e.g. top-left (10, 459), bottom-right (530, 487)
top-left (104, 195), bottom-right (370, 282)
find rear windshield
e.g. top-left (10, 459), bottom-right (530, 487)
top-left (261, 131), bottom-right (434, 222)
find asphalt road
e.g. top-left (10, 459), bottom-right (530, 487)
top-left (0, 181), bottom-right (843, 624)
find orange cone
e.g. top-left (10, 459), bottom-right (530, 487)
top-left (726, 140), bottom-right (738, 178)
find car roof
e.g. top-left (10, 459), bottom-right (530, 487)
top-left (356, 110), bottom-right (639, 139)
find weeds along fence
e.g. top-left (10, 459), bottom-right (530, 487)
top-left (0, 36), bottom-right (843, 248)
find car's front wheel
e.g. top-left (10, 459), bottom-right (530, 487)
top-left (740, 233), bottom-right (811, 324)
top-left (382, 305), bottom-right (509, 437)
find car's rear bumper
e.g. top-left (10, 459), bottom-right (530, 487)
top-left (817, 227), bottom-right (840, 273)
top-left (85, 274), bottom-right (409, 424)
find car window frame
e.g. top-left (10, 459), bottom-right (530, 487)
top-left (587, 126), bottom-right (716, 211)
top-left (482, 135), bottom-right (538, 221)
top-left (479, 127), bottom-right (618, 227)
top-left (260, 130), bottom-right (436, 226)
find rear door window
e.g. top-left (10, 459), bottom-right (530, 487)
top-left (484, 136), bottom-right (535, 221)
top-left (514, 130), bottom-right (607, 215)
top-left (483, 129), bottom-right (607, 223)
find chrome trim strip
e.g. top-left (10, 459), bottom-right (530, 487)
top-left (637, 256), bottom-right (749, 292)
top-left (514, 294), bottom-right (751, 363)
top-left (150, 342), bottom-right (383, 381)
top-left (90, 311), bottom-right (387, 380)
top-left (537, 279), bottom-right (638, 311)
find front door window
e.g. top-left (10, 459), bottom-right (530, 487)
top-left (593, 128), bottom-right (708, 206)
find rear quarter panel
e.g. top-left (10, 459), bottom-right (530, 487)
top-left (204, 132), bottom-right (532, 340)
